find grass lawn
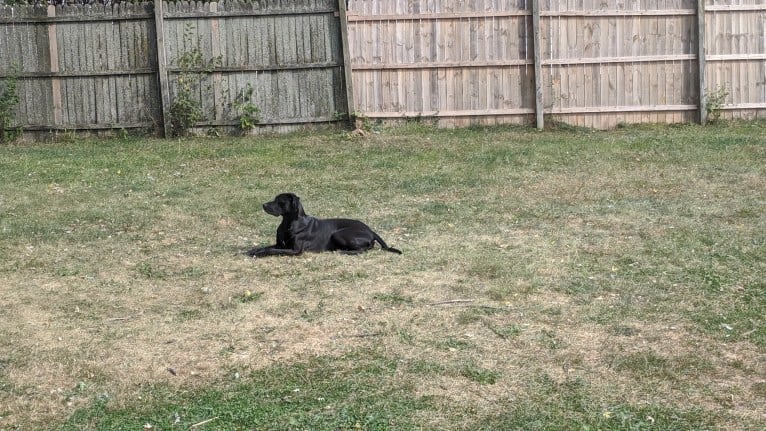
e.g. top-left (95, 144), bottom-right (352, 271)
top-left (0, 122), bottom-right (764, 430)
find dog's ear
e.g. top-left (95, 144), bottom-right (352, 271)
top-left (290, 194), bottom-right (306, 217)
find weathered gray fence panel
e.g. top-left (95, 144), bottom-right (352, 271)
top-left (162, 0), bottom-right (345, 131)
top-left (0, 3), bottom-right (160, 132)
top-left (0, 5), bottom-right (53, 128)
top-left (0, 0), bottom-right (346, 136)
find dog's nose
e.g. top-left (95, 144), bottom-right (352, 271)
top-left (262, 203), bottom-right (268, 211)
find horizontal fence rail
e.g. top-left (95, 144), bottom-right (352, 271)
top-left (0, 0), bottom-right (764, 136)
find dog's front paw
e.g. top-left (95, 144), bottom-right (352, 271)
top-left (246, 247), bottom-right (266, 257)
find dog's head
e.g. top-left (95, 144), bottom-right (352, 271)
top-left (263, 193), bottom-right (305, 218)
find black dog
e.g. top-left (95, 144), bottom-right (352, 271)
top-left (247, 193), bottom-right (402, 258)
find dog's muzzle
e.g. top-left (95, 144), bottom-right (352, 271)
top-left (263, 202), bottom-right (281, 216)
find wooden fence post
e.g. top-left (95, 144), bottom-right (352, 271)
top-left (338, 0), bottom-right (355, 128)
top-left (697, 0), bottom-right (707, 125)
top-left (532, 0), bottom-right (544, 130)
top-left (46, 5), bottom-right (62, 128)
top-left (209, 2), bottom-right (223, 123)
top-left (153, 0), bottom-right (172, 137)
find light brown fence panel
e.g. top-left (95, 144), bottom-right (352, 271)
top-left (705, 1), bottom-right (766, 120)
top-left (161, 0), bottom-right (347, 132)
top-left (539, 0), bottom-right (700, 129)
top-left (0, 3), bottom-right (160, 132)
top-left (346, 0), bottom-right (536, 127)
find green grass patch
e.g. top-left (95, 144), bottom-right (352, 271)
top-left (59, 351), bottom-right (430, 431)
top-left (1, 122), bottom-right (764, 430)
top-left (464, 372), bottom-right (720, 430)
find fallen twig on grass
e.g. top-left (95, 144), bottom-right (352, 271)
top-left (334, 332), bottom-right (384, 339)
top-left (427, 300), bottom-right (504, 311)
top-left (427, 299), bottom-right (475, 306)
top-left (190, 416), bottom-right (219, 429)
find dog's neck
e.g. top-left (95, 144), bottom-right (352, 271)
top-left (294, 203), bottom-right (306, 218)
top-left (281, 208), bottom-right (306, 224)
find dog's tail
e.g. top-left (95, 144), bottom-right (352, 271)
top-left (373, 232), bottom-right (402, 255)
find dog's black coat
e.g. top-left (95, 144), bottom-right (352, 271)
top-left (247, 193), bottom-right (402, 258)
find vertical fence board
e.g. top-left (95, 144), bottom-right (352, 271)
top-left (47, 5), bottom-right (63, 127)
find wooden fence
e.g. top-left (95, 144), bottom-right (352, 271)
top-left (0, 2), bottom-right (160, 132)
top-left (347, 0), bottom-right (537, 126)
top-left (0, 0), bottom-right (349, 136)
top-left (538, 0), bottom-right (701, 128)
top-left (158, 0), bottom-right (348, 134)
top-left (0, 0), bottom-right (764, 135)
top-left (346, 0), bottom-right (766, 128)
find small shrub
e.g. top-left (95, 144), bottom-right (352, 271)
top-left (170, 24), bottom-right (221, 136)
top-left (0, 64), bottom-right (21, 143)
top-left (352, 111), bottom-right (373, 131)
top-left (333, 111), bottom-right (349, 122)
top-left (705, 85), bottom-right (729, 123)
top-left (231, 83), bottom-right (260, 133)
